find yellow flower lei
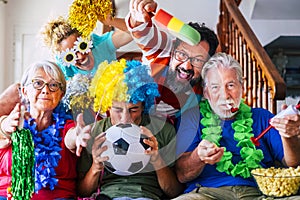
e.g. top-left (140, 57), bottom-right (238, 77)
top-left (68, 0), bottom-right (112, 38)
top-left (200, 100), bottom-right (264, 178)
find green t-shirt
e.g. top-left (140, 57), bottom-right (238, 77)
top-left (78, 114), bottom-right (177, 200)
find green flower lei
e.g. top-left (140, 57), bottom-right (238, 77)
top-left (200, 100), bottom-right (264, 178)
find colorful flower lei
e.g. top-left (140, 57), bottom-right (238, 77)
top-left (68, 0), bottom-right (112, 38)
top-left (23, 109), bottom-right (66, 192)
top-left (200, 99), bottom-right (264, 178)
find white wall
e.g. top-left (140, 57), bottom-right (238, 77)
top-left (239, 0), bottom-right (300, 46)
top-left (114, 0), bottom-right (220, 31)
top-left (0, 2), bottom-right (6, 91)
top-left (1, 0), bottom-right (221, 93)
top-left (249, 20), bottom-right (300, 46)
top-left (1, 0), bottom-right (74, 92)
top-left (156, 0), bottom-right (219, 31)
top-left (1, 0), bottom-right (299, 93)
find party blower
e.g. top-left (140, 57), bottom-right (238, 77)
top-left (154, 9), bottom-right (201, 46)
top-left (251, 103), bottom-right (300, 146)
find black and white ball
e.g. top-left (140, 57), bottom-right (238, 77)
top-left (102, 123), bottom-right (151, 176)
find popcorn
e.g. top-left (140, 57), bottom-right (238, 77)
top-left (252, 167), bottom-right (300, 197)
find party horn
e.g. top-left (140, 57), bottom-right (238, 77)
top-left (154, 9), bottom-right (201, 46)
top-left (251, 103), bottom-right (300, 146)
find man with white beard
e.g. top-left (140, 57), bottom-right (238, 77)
top-left (174, 52), bottom-right (300, 200)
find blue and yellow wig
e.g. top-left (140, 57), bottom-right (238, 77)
top-left (89, 59), bottom-right (160, 114)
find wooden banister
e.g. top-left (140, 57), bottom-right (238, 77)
top-left (217, 0), bottom-right (286, 113)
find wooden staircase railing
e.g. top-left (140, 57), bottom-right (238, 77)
top-left (217, 0), bottom-right (286, 114)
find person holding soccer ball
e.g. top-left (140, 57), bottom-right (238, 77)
top-left (65, 59), bottom-right (184, 200)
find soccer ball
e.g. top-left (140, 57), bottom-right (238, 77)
top-left (102, 123), bottom-right (151, 176)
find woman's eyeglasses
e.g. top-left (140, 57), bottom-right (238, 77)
top-left (29, 79), bottom-right (62, 92)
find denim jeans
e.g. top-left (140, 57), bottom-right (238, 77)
top-left (172, 186), bottom-right (300, 200)
top-left (172, 186), bottom-right (256, 200)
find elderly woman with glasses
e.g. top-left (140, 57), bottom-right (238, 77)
top-left (0, 60), bottom-right (79, 200)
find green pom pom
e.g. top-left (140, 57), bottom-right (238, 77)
top-left (11, 128), bottom-right (35, 200)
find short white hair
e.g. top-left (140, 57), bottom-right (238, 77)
top-left (21, 60), bottom-right (66, 93)
top-left (201, 52), bottom-right (243, 87)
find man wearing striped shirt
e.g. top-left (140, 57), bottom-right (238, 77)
top-left (126, 0), bottom-right (219, 125)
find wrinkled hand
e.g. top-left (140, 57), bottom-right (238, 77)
top-left (0, 83), bottom-right (21, 116)
top-left (2, 103), bottom-right (23, 134)
top-left (196, 140), bottom-right (224, 165)
top-left (74, 114), bottom-right (92, 156)
top-left (140, 126), bottom-right (159, 163)
top-left (91, 132), bottom-right (108, 171)
top-left (270, 113), bottom-right (300, 138)
top-left (129, 0), bottom-right (157, 23)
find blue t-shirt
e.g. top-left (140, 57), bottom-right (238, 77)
top-left (176, 106), bottom-right (284, 193)
top-left (56, 32), bottom-right (117, 80)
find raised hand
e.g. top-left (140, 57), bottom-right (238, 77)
top-left (129, 0), bottom-right (157, 24)
top-left (91, 132), bottom-right (108, 171)
top-left (74, 113), bottom-right (92, 156)
top-left (140, 126), bottom-right (159, 163)
top-left (270, 114), bottom-right (300, 138)
top-left (1, 103), bottom-right (23, 135)
top-left (269, 104), bottom-right (300, 138)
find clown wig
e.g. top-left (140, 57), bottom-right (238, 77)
top-left (89, 59), bottom-right (160, 114)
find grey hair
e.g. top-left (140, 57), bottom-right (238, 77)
top-left (21, 60), bottom-right (66, 94)
top-left (201, 52), bottom-right (243, 87)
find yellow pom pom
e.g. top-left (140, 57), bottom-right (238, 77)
top-left (68, 0), bottom-right (112, 38)
top-left (70, 92), bottom-right (93, 113)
